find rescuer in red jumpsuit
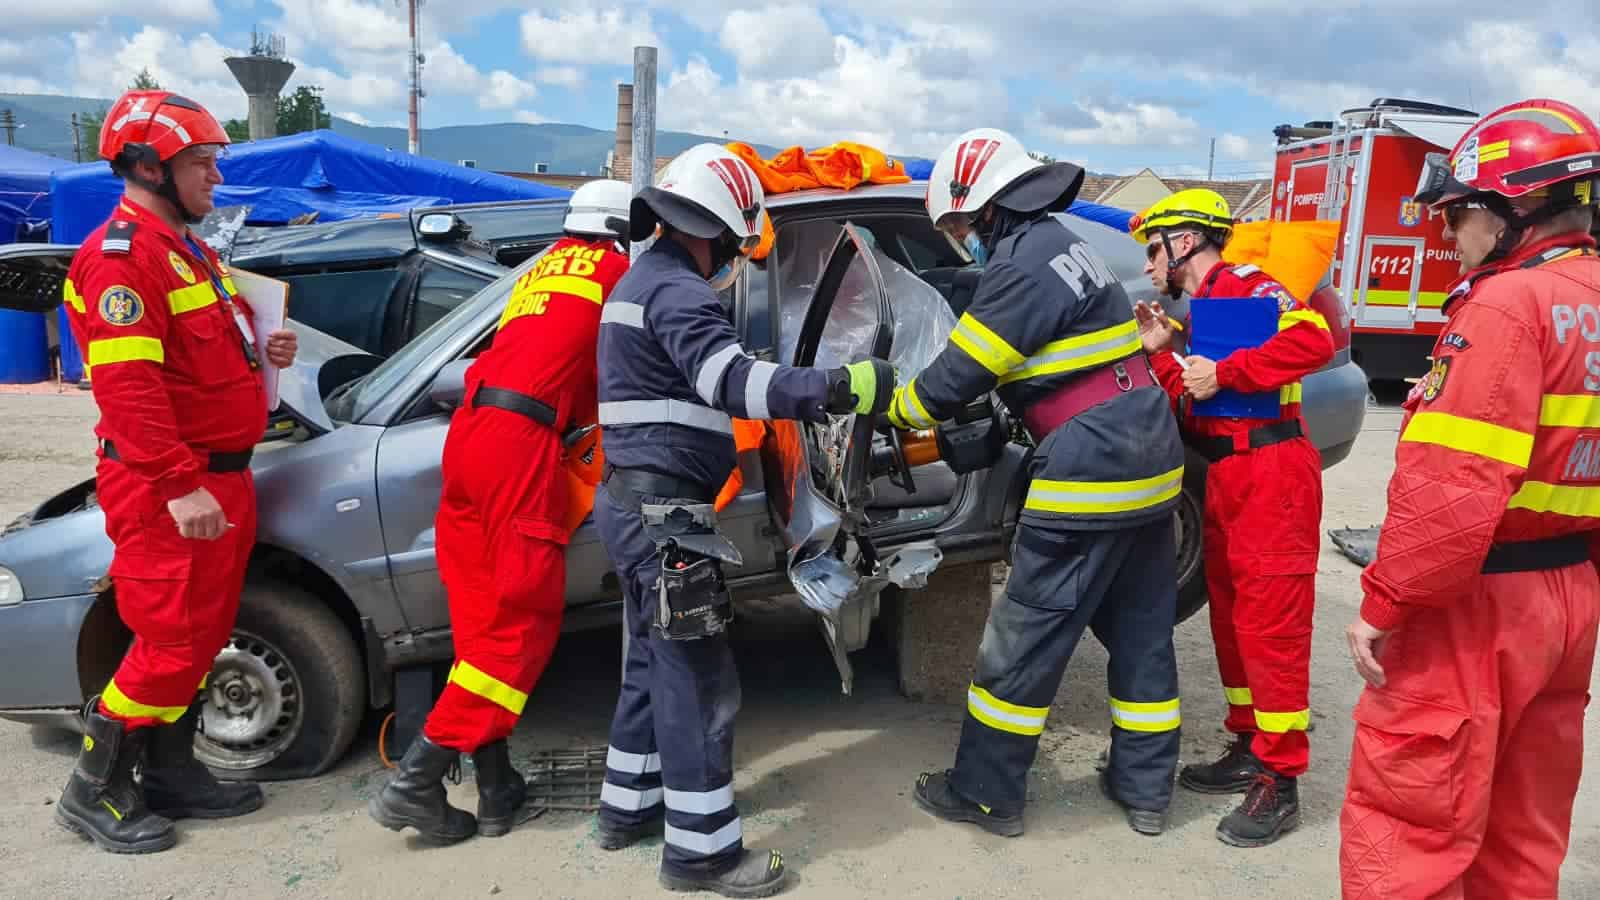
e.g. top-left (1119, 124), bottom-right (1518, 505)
top-left (1341, 98), bottom-right (1600, 900)
top-left (54, 90), bottom-right (298, 854)
top-left (369, 180), bottom-right (634, 844)
top-left (1130, 188), bottom-right (1334, 847)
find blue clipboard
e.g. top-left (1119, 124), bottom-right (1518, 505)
top-left (1188, 297), bottom-right (1281, 419)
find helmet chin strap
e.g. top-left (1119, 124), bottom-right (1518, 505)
top-left (128, 161), bottom-right (202, 224)
top-left (1161, 230), bottom-right (1205, 300)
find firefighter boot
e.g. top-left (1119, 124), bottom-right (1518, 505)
top-left (143, 700), bottom-right (265, 820)
top-left (1179, 733), bottom-right (1263, 794)
top-left (659, 848), bottom-right (790, 898)
top-left (912, 770), bottom-right (1024, 837)
top-left (368, 734), bottom-right (477, 844)
top-left (55, 697), bottom-right (177, 854)
top-left (1217, 773), bottom-right (1300, 848)
top-left (1099, 770), bottom-right (1166, 836)
top-left (472, 740), bottom-right (528, 837)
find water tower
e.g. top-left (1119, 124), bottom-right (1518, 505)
top-left (225, 31), bottom-right (295, 140)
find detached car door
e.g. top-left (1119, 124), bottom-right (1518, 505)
top-left (765, 223), bottom-right (944, 693)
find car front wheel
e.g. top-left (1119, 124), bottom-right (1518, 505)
top-left (194, 580), bottom-right (366, 781)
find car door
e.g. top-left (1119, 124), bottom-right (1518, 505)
top-left (762, 222), bottom-right (944, 692)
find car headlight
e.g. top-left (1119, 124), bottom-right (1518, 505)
top-left (0, 566), bottom-right (21, 606)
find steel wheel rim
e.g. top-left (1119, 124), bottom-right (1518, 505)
top-left (194, 628), bottom-right (305, 771)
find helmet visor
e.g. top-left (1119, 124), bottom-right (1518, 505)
top-left (1414, 151), bottom-right (1476, 208)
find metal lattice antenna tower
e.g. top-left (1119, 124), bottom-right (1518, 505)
top-left (397, 0), bottom-right (426, 154)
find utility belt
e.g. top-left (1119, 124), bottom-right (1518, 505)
top-left (1192, 420), bottom-right (1304, 463)
top-left (100, 440), bottom-right (253, 473)
top-left (1021, 358), bottom-right (1155, 442)
top-left (471, 383), bottom-right (558, 429)
top-left (1481, 534), bottom-right (1591, 574)
top-left (603, 465), bottom-right (738, 641)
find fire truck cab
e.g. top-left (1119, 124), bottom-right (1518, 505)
top-left (1271, 98), bottom-right (1480, 382)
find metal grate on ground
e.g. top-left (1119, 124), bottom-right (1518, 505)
top-left (523, 746), bottom-right (608, 811)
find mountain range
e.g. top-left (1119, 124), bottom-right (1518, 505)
top-left (0, 92), bottom-right (780, 174)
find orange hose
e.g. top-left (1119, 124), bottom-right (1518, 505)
top-left (377, 712), bottom-right (397, 768)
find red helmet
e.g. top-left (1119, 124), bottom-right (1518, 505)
top-left (1415, 98), bottom-right (1600, 212)
top-left (99, 90), bottom-right (230, 167)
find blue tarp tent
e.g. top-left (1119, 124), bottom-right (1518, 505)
top-left (0, 144), bottom-right (65, 244)
top-left (50, 129), bottom-right (572, 243)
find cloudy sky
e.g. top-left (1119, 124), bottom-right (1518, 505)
top-left (2, 1), bottom-right (1595, 177)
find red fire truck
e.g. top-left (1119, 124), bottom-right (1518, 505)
top-left (1271, 98), bottom-right (1481, 381)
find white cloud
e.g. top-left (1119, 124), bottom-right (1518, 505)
top-left (1037, 103), bottom-right (1200, 148)
top-left (718, 6), bottom-right (835, 76)
top-left (514, 110), bottom-right (549, 124)
top-left (1216, 133), bottom-right (1255, 161)
top-left (537, 66), bottom-right (583, 89)
top-left (0, 74), bottom-right (56, 95)
top-left (519, 8), bottom-right (659, 66)
top-left (289, 62), bottom-right (406, 112)
top-left (61, 27), bottom-right (248, 120)
top-left (10, 0), bottom-right (217, 30)
top-left (339, 110), bottom-right (374, 126)
top-left (420, 42), bottom-right (537, 110)
top-left (268, 0), bottom-right (410, 54)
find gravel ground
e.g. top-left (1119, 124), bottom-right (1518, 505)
top-left (1, 392), bottom-right (1597, 900)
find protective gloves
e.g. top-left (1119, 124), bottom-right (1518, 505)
top-left (825, 358), bottom-right (896, 416)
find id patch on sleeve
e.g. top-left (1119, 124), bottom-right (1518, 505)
top-left (98, 285), bottom-right (145, 327)
top-left (1420, 356), bottom-right (1450, 402)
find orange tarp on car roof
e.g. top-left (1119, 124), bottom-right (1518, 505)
top-left (728, 141), bottom-right (914, 262)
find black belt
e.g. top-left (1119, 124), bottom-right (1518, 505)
top-left (1481, 535), bottom-right (1591, 574)
top-left (602, 464), bottom-right (716, 511)
top-left (471, 384), bottom-right (558, 429)
top-left (101, 440), bottom-right (253, 473)
top-left (1194, 420), bottom-right (1304, 462)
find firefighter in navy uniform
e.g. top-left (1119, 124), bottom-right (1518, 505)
top-left (592, 143), bottom-right (893, 898)
top-left (898, 128), bottom-right (1186, 838)
top-left (55, 89), bottom-right (297, 854)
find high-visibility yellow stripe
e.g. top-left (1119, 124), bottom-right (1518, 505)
top-left (1108, 697), bottom-right (1181, 733)
top-left (87, 336), bottom-right (164, 367)
top-left (967, 684), bottom-right (1048, 736)
top-left (1539, 394), bottom-right (1600, 429)
top-left (1507, 481), bottom-right (1600, 518)
top-left (1224, 686), bottom-right (1253, 706)
top-left (1279, 309), bottom-right (1329, 331)
top-left (101, 679), bottom-right (187, 724)
top-left (167, 282), bottom-right (218, 314)
top-left (1401, 411), bottom-right (1533, 468)
top-left (221, 276), bottom-right (238, 295)
top-left (64, 278), bottom-right (85, 314)
top-left (949, 313), bottom-right (1026, 377)
top-left (526, 274), bottom-right (603, 304)
top-left (1280, 382), bottom-right (1303, 405)
top-left (1025, 465), bottom-right (1184, 515)
top-left (1478, 140), bottom-right (1511, 163)
top-left (1255, 708), bottom-right (1311, 733)
top-left (1364, 289), bottom-right (1447, 309)
top-left (895, 378), bottom-right (935, 429)
top-left (998, 320), bottom-right (1142, 385)
top-left (448, 660), bottom-right (528, 715)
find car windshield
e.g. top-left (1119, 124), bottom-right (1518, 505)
top-left (325, 262), bottom-right (520, 423)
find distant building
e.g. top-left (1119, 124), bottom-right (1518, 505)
top-left (1082, 168), bottom-right (1273, 222)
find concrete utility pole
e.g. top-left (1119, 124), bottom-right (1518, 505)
top-left (1208, 137), bottom-right (1216, 180)
top-left (71, 113), bottom-right (82, 162)
top-left (630, 45), bottom-right (658, 261)
top-left (0, 109), bottom-right (17, 147)
top-left (406, 0), bottom-right (425, 154)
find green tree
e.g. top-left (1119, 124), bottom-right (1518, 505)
top-left (1027, 151), bottom-right (1057, 164)
top-left (276, 85), bottom-right (331, 135)
top-left (222, 118), bottom-right (251, 142)
top-left (130, 68), bottom-right (162, 91)
top-left (77, 109), bottom-right (107, 161)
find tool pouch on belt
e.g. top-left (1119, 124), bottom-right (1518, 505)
top-left (642, 502), bottom-right (742, 641)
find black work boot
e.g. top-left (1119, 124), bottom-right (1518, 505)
top-left (1217, 773), bottom-right (1300, 847)
top-left (1179, 733), bottom-right (1263, 794)
top-left (659, 848), bottom-right (790, 898)
top-left (142, 699), bottom-right (264, 820)
top-left (56, 697), bottom-right (177, 854)
top-left (1099, 770), bottom-right (1166, 836)
top-left (912, 770), bottom-right (1023, 837)
top-left (597, 811), bottom-right (665, 850)
top-left (471, 740), bottom-right (528, 837)
top-left (368, 734), bottom-right (477, 844)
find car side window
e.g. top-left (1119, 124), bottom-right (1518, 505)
top-left (279, 267), bottom-right (406, 355)
top-left (411, 261), bottom-right (492, 342)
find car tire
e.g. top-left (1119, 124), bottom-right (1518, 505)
top-left (1174, 454), bottom-right (1210, 625)
top-left (192, 580), bottom-right (366, 782)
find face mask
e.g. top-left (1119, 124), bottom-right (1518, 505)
top-left (709, 254), bottom-right (745, 293)
top-left (964, 231), bottom-right (988, 266)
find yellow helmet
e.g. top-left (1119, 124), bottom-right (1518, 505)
top-left (1129, 188), bottom-right (1234, 244)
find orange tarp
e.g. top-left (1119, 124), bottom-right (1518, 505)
top-left (727, 141), bottom-right (913, 263)
top-left (1223, 220), bottom-right (1341, 303)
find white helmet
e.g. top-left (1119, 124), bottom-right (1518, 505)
top-left (564, 179), bottom-right (632, 238)
top-left (927, 127), bottom-right (1084, 234)
top-left (629, 143), bottom-right (765, 254)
